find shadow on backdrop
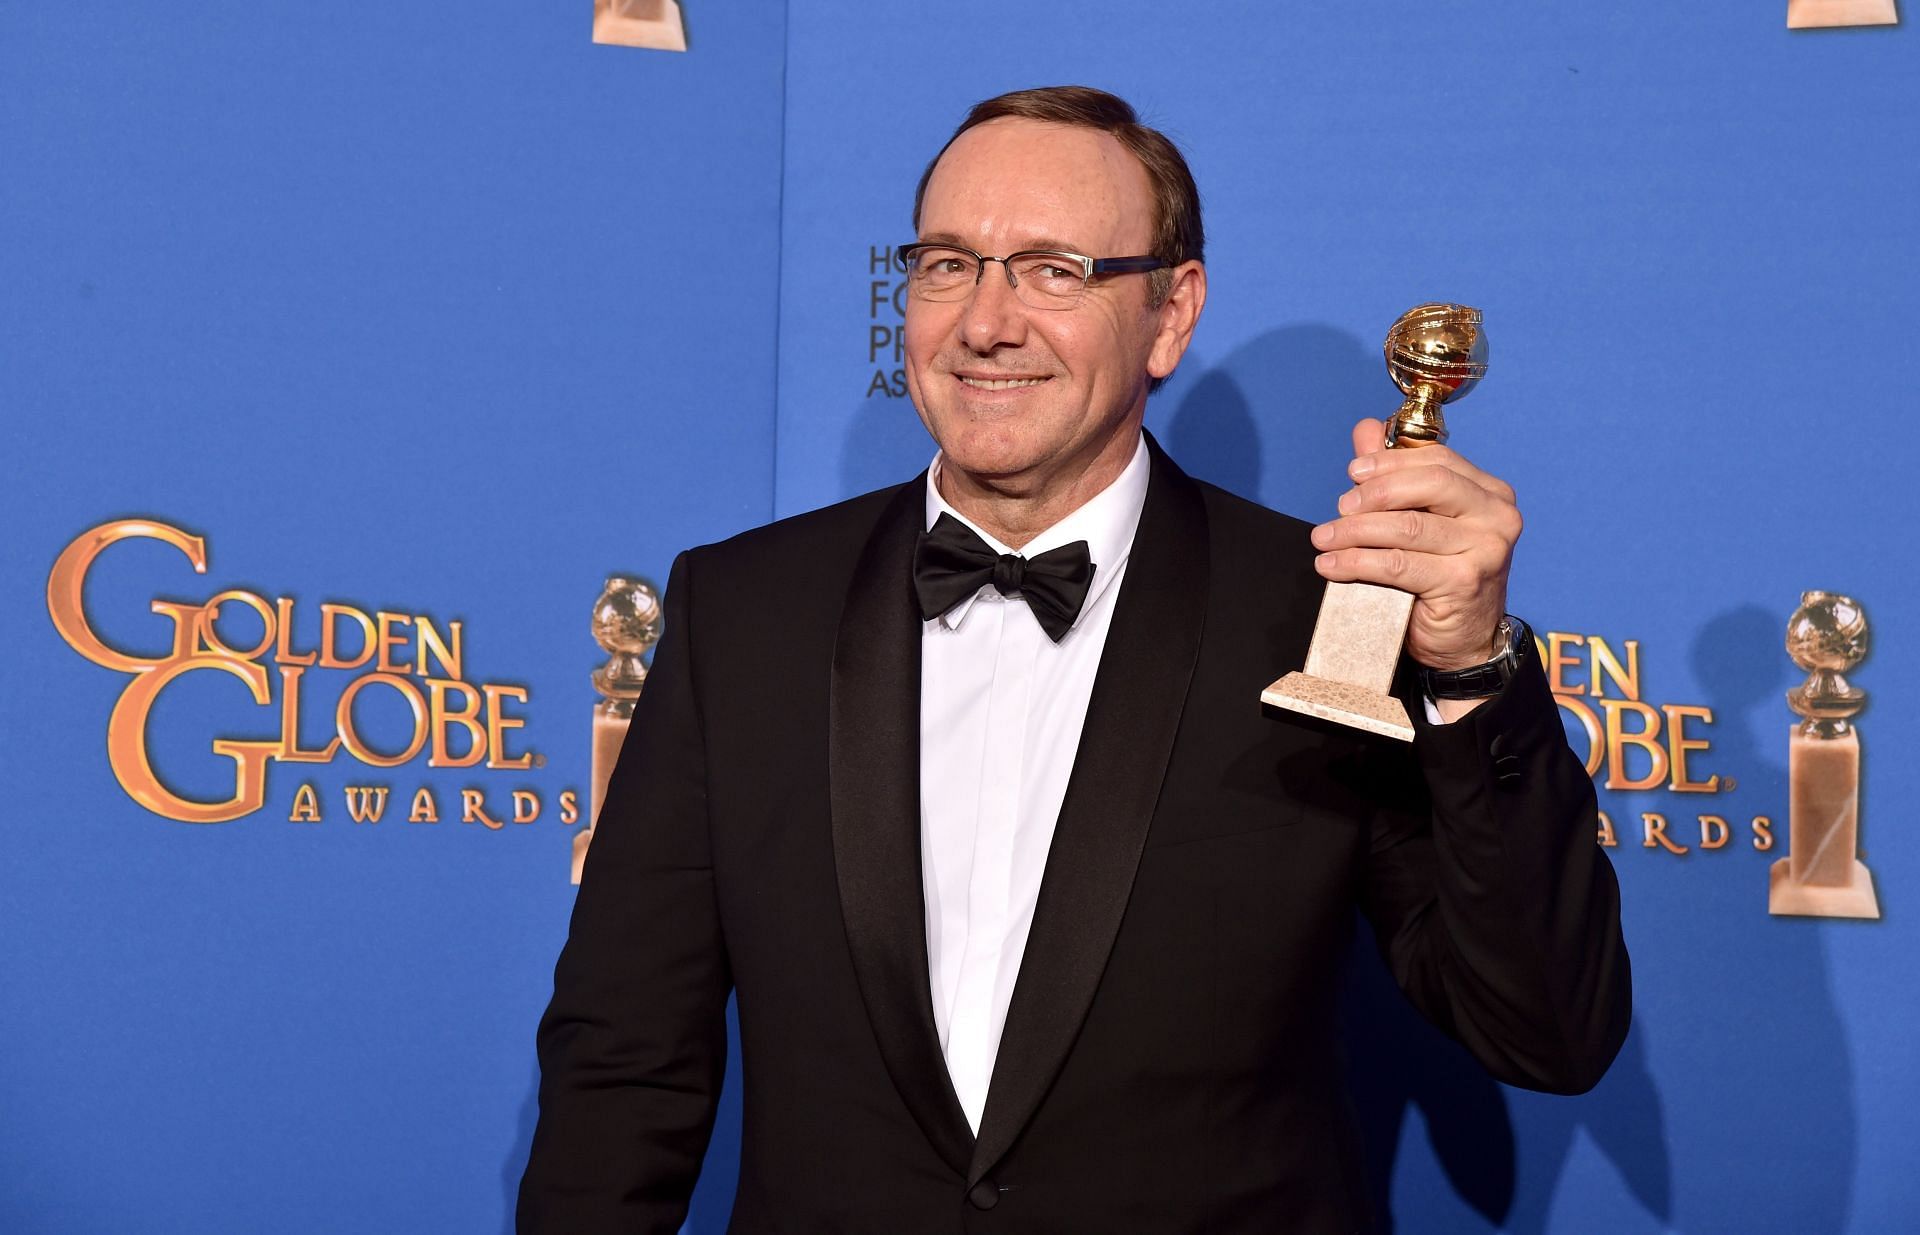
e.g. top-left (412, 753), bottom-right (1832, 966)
top-left (1492, 1016), bottom-right (1672, 1235)
top-left (1154, 362), bottom-right (1262, 502)
top-left (1490, 604), bottom-right (1856, 1232)
top-left (1151, 322), bottom-right (1379, 520)
top-left (840, 396), bottom-right (933, 500)
top-left (1341, 921), bottom-right (1518, 1232)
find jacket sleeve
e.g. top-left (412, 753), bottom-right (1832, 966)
top-left (518, 551), bottom-right (731, 1233)
top-left (1359, 631), bottom-right (1632, 1095)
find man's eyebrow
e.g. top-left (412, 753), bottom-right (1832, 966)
top-left (912, 231), bottom-right (1092, 254)
top-left (1012, 237), bottom-right (1091, 255)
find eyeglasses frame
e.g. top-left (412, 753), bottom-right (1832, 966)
top-left (896, 242), bottom-right (1169, 308)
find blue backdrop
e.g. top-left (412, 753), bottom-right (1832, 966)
top-left (4, 3), bottom-right (1914, 1231)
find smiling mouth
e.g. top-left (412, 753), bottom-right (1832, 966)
top-left (956, 375), bottom-right (1050, 391)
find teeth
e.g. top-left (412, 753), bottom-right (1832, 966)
top-left (958, 376), bottom-right (1047, 390)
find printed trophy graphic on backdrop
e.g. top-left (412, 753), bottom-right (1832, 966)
top-left (576, 575), bottom-right (661, 884)
top-left (1770, 591), bottom-right (1880, 919)
top-left (592, 0), bottom-right (688, 51)
top-left (1787, 0), bottom-right (1898, 28)
top-left (1261, 304), bottom-right (1489, 741)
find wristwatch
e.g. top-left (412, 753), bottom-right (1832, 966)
top-left (1421, 615), bottom-right (1530, 701)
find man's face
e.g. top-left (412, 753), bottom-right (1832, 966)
top-left (904, 117), bottom-right (1187, 498)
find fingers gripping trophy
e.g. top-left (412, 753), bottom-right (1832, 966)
top-left (1261, 304), bottom-right (1489, 741)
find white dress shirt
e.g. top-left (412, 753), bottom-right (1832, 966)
top-left (918, 435), bottom-right (1151, 1134)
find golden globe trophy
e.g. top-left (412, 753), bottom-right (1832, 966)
top-left (1260, 304), bottom-right (1489, 742)
top-left (1769, 592), bottom-right (1880, 919)
top-left (575, 574), bottom-right (662, 885)
top-left (1787, 0), bottom-right (1898, 28)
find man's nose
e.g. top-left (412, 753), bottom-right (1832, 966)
top-left (959, 259), bottom-right (1028, 353)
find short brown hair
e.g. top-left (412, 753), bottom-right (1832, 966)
top-left (911, 85), bottom-right (1204, 305)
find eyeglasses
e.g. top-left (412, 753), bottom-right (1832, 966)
top-left (897, 242), bottom-right (1168, 311)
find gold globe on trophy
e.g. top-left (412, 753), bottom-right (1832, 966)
top-left (1784, 593), bottom-right (1867, 734)
top-left (1260, 304), bottom-right (1488, 741)
top-left (1383, 303), bottom-right (1489, 448)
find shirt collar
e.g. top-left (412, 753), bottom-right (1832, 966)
top-left (922, 433), bottom-right (1151, 633)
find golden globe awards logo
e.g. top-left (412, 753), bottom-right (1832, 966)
top-left (1536, 629), bottom-right (1763, 856)
top-left (1547, 615), bottom-right (1886, 923)
top-left (48, 519), bottom-right (580, 829)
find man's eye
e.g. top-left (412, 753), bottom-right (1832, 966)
top-left (1014, 257), bottom-right (1080, 283)
top-left (913, 252), bottom-right (971, 277)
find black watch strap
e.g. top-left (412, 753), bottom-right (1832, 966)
top-left (1421, 616), bottom-right (1530, 701)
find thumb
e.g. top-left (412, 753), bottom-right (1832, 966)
top-left (1351, 417), bottom-right (1387, 458)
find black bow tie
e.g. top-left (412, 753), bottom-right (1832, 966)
top-left (912, 513), bottom-right (1095, 643)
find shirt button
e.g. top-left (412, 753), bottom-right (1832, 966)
top-left (968, 1180), bottom-right (1000, 1210)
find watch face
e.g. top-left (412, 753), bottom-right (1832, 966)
top-left (1498, 617), bottom-right (1528, 662)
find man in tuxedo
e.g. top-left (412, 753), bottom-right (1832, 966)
top-left (519, 86), bottom-right (1630, 1233)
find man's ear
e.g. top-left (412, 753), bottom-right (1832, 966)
top-left (1147, 261), bottom-right (1208, 380)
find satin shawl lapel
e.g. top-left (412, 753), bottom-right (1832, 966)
top-left (829, 478), bottom-right (975, 1176)
top-left (968, 440), bottom-right (1211, 1185)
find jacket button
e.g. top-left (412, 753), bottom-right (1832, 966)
top-left (968, 1181), bottom-right (1000, 1210)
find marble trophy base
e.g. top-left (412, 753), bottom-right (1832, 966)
top-left (1262, 580), bottom-right (1415, 742)
top-left (1769, 858), bottom-right (1880, 919)
top-left (1788, 0), bottom-right (1899, 27)
top-left (1767, 726), bottom-right (1880, 919)
top-left (593, 0), bottom-right (689, 51)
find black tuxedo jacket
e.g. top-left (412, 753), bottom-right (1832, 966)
top-left (519, 440), bottom-right (1630, 1233)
